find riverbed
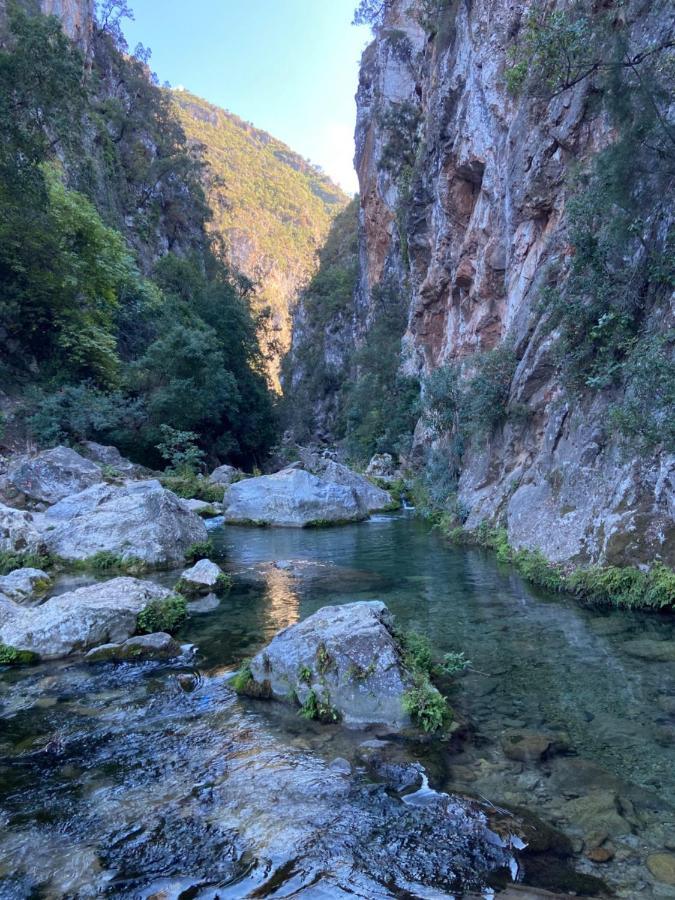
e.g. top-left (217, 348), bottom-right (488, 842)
top-left (1, 513), bottom-right (674, 898)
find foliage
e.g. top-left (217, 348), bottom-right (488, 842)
top-left (136, 595), bottom-right (187, 635)
top-left (398, 630), bottom-right (434, 676)
top-left (160, 472), bottom-right (224, 503)
top-left (438, 651), bottom-right (470, 676)
top-left (353, 0), bottom-right (389, 28)
top-left (1, 6), bottom-right (277, 470)
top-left (231, 659), bottom-right (254, 694)
top-left (184, 541), bottom-right (215, 564)
top-left (77, 551), bottom-right (145, 575)
top-left (156, 425), bottom-right (205, 473)
top-left (403, 679), bottom-right (451, 733)
top-left (298, 689), bottom-right (341, 723)
top-left (0, 551), bottom-right (55, 577)
top-left (0, 644), bottom-right (39, 666)
top-left (378, 102), bottom-right (422, 178)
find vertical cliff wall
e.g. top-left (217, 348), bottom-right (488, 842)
top-left (289, 0), bottom-right (674, 568)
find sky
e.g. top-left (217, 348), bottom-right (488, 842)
top-left (122, 1), bottom-right (371, 194)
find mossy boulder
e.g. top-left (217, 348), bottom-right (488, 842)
top-left (175, 559), bottom-right (232, 598)
top-left (85, 632), bottom-right (182, 663)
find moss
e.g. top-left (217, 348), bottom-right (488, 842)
top-left (0, 643), bottom-right (39, 666)
top-left (231, 659), bottom-right (272, 698)
top-left (136, 594), bottom-right (187, 635)
top-left (304, 518), bottom-right (357, 528)
top-left (214, 572), bottom-right (233, 594)
top-left (346, 659), bottom-right (376, 681)
top-left (298, 689), bottom-right (341, 723)
top-left (184, 541), bottom-right (214, 564)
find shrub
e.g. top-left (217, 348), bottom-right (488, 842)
top-left (136, 595), bottom-right (187, 634)
top-left (79, 551), bottom-right (145, 575)
top-left (184, 541), bottom-right (215, 564)
top-left (298, 689), bottom-right (341, 723)
top-left (403, 679), bottom-right (452, 733)
top-left (0, 551), bottom-right (55, 577)
top-left (160, 472), bottom-right (224, 503)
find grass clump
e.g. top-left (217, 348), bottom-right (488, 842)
top-left (77, 551), bottom-right (146, 575)
top-left (569, 565), bottom-right (675, 611)
top-left (0, 644), bottom-right (39, 666)
top-left (0, 551), bottom-right (56, 577)
top-left (184, 541), bottom-right (214, 564)
top-left (136, 594), bottom-right (187, 635)
top-left (395, 627), bottom-right (454, 733)
top-left (160, 472), bottom-right (225, 504)
top-left (230, 659), bottom-right (272, 698)
top-left (298, 689), bottom-right (341, 723)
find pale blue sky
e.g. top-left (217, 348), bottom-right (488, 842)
top-left (122, 1), bottom-right (371, 193)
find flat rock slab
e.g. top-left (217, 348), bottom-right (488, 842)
top-left (7, 446), bottom-right (103, 504)
top-left (39, 480), bottom-right (208, 567)
top-left (222, 468), bottom-right (367, 527)
top-left (245, 600), bottom-right (415, 729)
top-left (85, 631), bottom-right (182, 663)
top-left (0, 577), bottom-right (173, 659)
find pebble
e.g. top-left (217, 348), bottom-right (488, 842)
top-left (586, 846), bottom-right (615, 863)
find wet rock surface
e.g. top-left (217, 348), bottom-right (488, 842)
top-left (0, 577), bottom-right (173, 659)
top-left (38, 479), bottom-right (208, 566)
top-left (222, 467), bottom-right (367, 527)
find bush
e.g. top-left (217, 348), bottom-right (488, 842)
top-left (0, 551), bottom-right (55, 577)
top-left (136, 595), bottom-right (187, 634)
top-left (403, 679), bottom-right (452, 733)
top-left (160, 472), bottom-right (224, 503)
top-left (184, 541), bottom-right (215, 564)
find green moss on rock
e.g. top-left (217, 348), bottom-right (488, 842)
top-left (136, 594), bottom-right (187, 635)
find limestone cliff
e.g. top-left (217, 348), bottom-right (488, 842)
top-left (290, 0), bottom-right (674, 568)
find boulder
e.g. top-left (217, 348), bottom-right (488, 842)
top-left (298, 449), bottom-right (394, 513)
top-left (0, 568), bottom-right (51, 603)
top-left (222, 468), bottom-right (367, 527)
top-left (0, 503), bottom-right (43, 554)
top-left (182, 498), bottom-right (221, 518)
top-left (209, 464), bottom-right (241, 486)
top-left (176, 559), bottom-right (231, 597)
top-left (85, 631), bottom-right (182, 663)
top-left (0, 577), bottom-right (173, 659)
top-left (6, 446), bottom-right (103, 504)
top-left (239, 600), bottom-right (418, 729)
top-left (39, 480), bottom-right (208, 567)
top-left (79, 441), bottom-right (150, 478)
top-left (365, 452), bottom-right (397, 481)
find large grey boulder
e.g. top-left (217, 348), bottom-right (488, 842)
top-left (298, 450), bottom-right (394, 513)
top-left (0, 577), bottom-right (173, 659)
top-left (209, 464), bottom-right (241, 486)
top-left (39, 480), bottom-right (208, 566)
top-left (79, 441), bottom-right (150, 479)
top-left (0, 503), bottom-right (43, 554)
top-left (6, 446), bottom-right (103, 505)
top-left (242, 601), bottom-right (417, 729)
top-left (222, 468), bottom-right (367, 527)
top-left (0, 568), bottom-right (51, 603)
top-left (365, 453), bottom-right (396, 480)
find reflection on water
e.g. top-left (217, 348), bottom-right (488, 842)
top-left (1, 513), bottom-right (674, 898)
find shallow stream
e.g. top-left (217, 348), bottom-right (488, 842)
top-left (1, 513), bottom-right (674, 898)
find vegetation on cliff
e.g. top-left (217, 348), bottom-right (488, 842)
top-left (173, 90), bottom-right (348, 385)
top-left (0, 3), bottom-right (275, 467)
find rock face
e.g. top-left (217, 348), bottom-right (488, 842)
top-left (298, 450), bottom-right (394, 513)
top-left (0, 568), bottom-right (51, 603)
top-left (0, 577), bottom-right (173, 659)
top-left (287, 0), bottom-right (674, 568)
top-left (244, 601), bottom-right (415, 729)
top-left (39, 480), bottom-right (208, 566)
top-left (222, 468), bottom-right (367, 527)
top-left (79, 441), bottom-right (149, 479)
top-left (6, 446), bottom-right (103, 505)
top-left (0, 504), bottom-right (43, 554)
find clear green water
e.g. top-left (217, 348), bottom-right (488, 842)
top-left (1, 513), bottom-right (674, 898)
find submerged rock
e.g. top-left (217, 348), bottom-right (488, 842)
top-left (0, 503), bottom-right (44, 554)
top-left (298, 449), bottom-right (395, 513)
top-left (501, 729), bottom-right (571, 762)
top-left (238, 600), bottom-right (427, 730)
top-left (222, 468), bottom-right (367, 527)
top-left (622, 639), bottom-right (675, 662)
top-left (6, 446), bottom-right (103, 505)
top-left (176, 559), bottom-right (231, 597)
top-left (0, 568), bottom-right (51, 603)
top-left (39, 480), bottom-right (208, 567)
top-left (646, 852), bottom-right (675, 885)
top-left (85, 631), bottom-right (182, 663)
top-left (0, 577), bottom-right (174, 659)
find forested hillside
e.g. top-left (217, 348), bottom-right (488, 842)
top-left (174, 91), bottom-right (349, 386)
top-left (0, 2), bottom-right (275, 467)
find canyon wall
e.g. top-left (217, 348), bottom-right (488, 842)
top-left (291, 0), bottom-right (674, 568)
